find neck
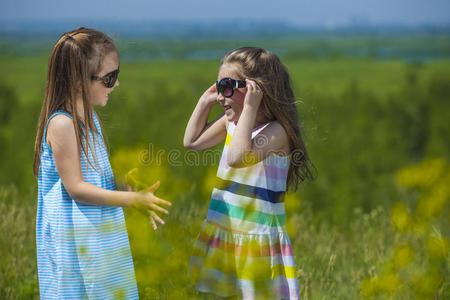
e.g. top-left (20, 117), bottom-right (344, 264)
top-left (234, 116), bottom-right (268, 128)
top-left (254, 112), bottom-right (268, 127)
top-left (71, 96), bottom-right (89, 122)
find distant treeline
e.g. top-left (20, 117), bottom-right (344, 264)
top-left (1, 33), bottom-right (449, 63)
top-left (1, 19), bottom-right (450, 37)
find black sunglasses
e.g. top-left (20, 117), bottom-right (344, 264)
top-left (215, 77), bottom-right (246, 97)
top-left (91, 68), bottom-right (120, 88)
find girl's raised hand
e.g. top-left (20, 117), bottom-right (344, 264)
top-left (244, 79), bottom-right (263, 110)
top-left (200, 83), bottom-right (219, 106)
top-left (130, 181), bottom-right (172, 230)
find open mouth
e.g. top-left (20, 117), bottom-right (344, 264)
top-left (224, 105), bottom-right (232, 111)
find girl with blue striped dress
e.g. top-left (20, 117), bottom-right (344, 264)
top-left (33, 27), bottom-right (171, 299)
top-left (184, 47), bottom-right (316, 299)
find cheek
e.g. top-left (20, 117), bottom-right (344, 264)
top-left (89, 88), bottom-right (98, 101)
top-left (92, 84), bottom-right (104, 95)
top-left (88, 84), bottom-right (105, 103)
top-left (231, 91), bottom-right (245, 107)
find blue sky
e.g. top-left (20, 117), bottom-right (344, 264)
top-left (1, 0), bottom-right (449, 27)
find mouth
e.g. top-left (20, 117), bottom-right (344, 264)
top-left (223, 105), bottom-right (232, 111)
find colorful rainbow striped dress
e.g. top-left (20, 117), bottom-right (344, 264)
top-left (36, 110), bottom-right (138, 299)
top-left (189, 122), bottom-right (300, 299)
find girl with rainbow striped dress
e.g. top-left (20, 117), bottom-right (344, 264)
top-left (184, 47), bottom-right (316, 299)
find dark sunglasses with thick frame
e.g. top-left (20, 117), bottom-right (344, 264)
top-left (215, 77), bottom-right (246, 98)
top-left (91, 68), bottom-right (120, 88)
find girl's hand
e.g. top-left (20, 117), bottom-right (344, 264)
top-left (243, 79), bottom-right (263, 110)
top-left (199, 83), bottom-right (219, 106)
top-left (130, 181), bottom-right (172, 230)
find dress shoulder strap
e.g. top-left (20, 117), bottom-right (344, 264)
top-left (92, 111), bottom-right (103, 136)
top-left (251, 122), bottom-right (271, 139)
top-left (227, 121), bottom-right (271, 139)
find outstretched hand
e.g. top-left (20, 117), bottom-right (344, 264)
top-left (131, 180), bottom-right (172, 230)
top-left (126, 168), bottom-right (171, 230)
top-left (136, 180), bottom-right (172, 230)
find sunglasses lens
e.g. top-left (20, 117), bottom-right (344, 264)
top-left (112, 72), bottom-right (119, 87)
top-left (216, 82), bottom-right (223, 94)
top-left (223, 87), bottom-right (233, 97)
top-left (217, 79), bottom-right (233, 97)
top-left (104, 70), bottom-right (119, 88)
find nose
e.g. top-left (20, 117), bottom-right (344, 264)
top-left (217, 93), bottom-right (225, 104)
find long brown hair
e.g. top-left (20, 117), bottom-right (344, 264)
top-left (33, 27), bottom-right (118, 176)
top-left (220, 47), bottom-right (316, 191)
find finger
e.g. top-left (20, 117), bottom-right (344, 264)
top-left (146, 180), bottom-right (160, 193)
top-left (151, 211), bottom-right (165, 225)
top-left (245, 79), bottom-right (251, 89)
top-left (126, 168), bottom-right (146, 190)
top-left (244, 82), bottom-right (251, 94)
top-left (246, 79), bottom-right (255, 92)
top-left (151, 195), bottom-right (172, 207)
top-left (149, 215), bottom-right (157, 230)
top-left (210, 94), bottom-right (219, 103)
top-left (126, 167), bottom-right (139, 187)
top-left (250, 81), bottom-right (262, 94)
top-left (251, 81), bottom-right (259, 92)
top-left (150, 203), bottom-right (169, 215)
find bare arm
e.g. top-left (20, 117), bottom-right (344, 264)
top-left (184, 83), bottom-right (227, 150)
top-left (47, 115), bottom-right (171, 229)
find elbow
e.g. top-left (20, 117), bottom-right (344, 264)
top-left (227, 150), bottom-right (241, 168)
top-left (184, 139), bottom-right (202, 150)
top-left (227, 156), bottom-right (243, 168)
top-left (183, 137), bottom-right (195, 150)
top-left (227, 150), bottom-right (257, 168)
top-left (183, 141), bottom-right (196, 150)
top-left (66, 188), bottom-right (80, 201)
top-left (227, 161), bottom-right (239, 168)
top-left (64, 182), bottom-right (83, 201)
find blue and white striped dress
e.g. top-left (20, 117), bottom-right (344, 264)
top-left (36, 110), bottom-right (138, 299)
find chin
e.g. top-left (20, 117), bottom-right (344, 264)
top-left (100, 98), bottom-right (109, 106)
top-left (225, 110), bottom-right (238, 122)
top-left (225, 113), bottom-right (235, 122)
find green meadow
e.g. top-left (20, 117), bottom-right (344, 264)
top-left (0, 35), bottom-right (449, 299)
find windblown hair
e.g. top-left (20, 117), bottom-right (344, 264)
top-left (33, 27), bottom-right (118, 176)
top-left (220, 47), bottom-right (316, 191)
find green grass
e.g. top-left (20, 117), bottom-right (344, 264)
top-left (0, 185), bottom-right (403, 299)
top-left (1, 181), bottom-right (447, 299)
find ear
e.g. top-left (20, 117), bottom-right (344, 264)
top-left (73, 78), bottom-right (87, 99)
top-left (77, 76), bottom-right (93, 90)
